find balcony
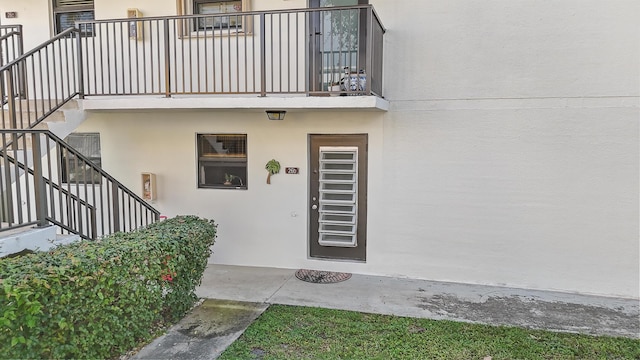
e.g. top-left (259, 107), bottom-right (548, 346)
top-left (74, 5), bottom-right (386, 111)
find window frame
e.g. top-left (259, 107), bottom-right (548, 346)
top-left (177, 0), bottom-right (251, 36)
top-left (52, 0), bottom-right (95, 36)
top-left (61, 132), bottom-right (102, 185)
top-left (196, 133), bottom-right (248, 190)
top-left (193, 0), bottom-right (243, 31)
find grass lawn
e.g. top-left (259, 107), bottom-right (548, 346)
top-left (219, 305), bottom-right (640, 360)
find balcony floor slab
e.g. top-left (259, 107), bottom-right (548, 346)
top-left (81, 95), bottom-right (389, 112)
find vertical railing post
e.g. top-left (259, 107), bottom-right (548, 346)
top-left (16, 25), bottom-right (26, 99)
top-left (1, 134), bottom-right (15, 225)
top-left (259, 12), bottom-right (266, 97)
top-left (0, 34), bottom-right (4, 68)
top-left (112, 182), bottom-right (120, 232)
top-left (75, 28), bottom-right (85, 99)
top-left (5, 68), bottom-right (17, 129)
top-left (31, 132), bottom-right (48, 228)
top-left (90, 208), bottom-right (97, 240)
top-left (365, 6), bottom-right (373, 96)
top-left (163, 19), bottom-right (171, 98)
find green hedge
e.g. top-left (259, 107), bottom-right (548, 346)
top-left (0, 215), bottom-right (217, 359)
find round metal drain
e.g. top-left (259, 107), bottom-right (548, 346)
top-left (295, 269), bottom-right (352, 284)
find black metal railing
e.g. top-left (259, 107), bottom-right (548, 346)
top-left (0, 28), bottom-right (83, 130)
top-left (0, 25), bottom-right (23, 68)
top-left (0, 25), bottom-right (25, 105)
top-left (75, 5), bottom-right (384, 97)
top-left (0, 5), bottom-right (385, 237)
top-left (0, 129), bottom-right (159, 238)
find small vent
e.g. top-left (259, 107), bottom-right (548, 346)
top-left (318, 146), bottom-right (358, 247)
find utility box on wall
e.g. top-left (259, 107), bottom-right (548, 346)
top-left (127, 8), bottom-right (142, 40)
top-left (141, 172), bottom-right (156, 201)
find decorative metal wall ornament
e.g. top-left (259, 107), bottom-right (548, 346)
top-left (265, 159), bottom-right (281, 184)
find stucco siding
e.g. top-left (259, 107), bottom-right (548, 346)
top-left (1, 0), bottom-right (637, 298)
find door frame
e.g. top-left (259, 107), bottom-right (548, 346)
top-left (308, 134), bottom-right (368, 261)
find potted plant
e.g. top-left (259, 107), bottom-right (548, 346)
top-left (329, 81), bottom-right (341, 96)
top-left (224, 173), bottom-right (242, 186)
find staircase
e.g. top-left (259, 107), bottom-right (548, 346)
top-left (0, 26), bottom-right (160, 255)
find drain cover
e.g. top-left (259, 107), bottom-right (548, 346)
top-left (295, 269), bottom-right (352, 284)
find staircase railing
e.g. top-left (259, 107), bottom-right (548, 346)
top-left (0, 28), bottom-right (159, 238)
top-left (0, 28), bottom-right (83, 130)
top-left (0, 25), bottom-right (24, 105)
top-left (0, 25), bottom-right (23, 69)
top-left (0, 129), bottom-right (159, 239)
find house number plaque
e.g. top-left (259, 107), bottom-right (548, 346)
top-left (285, 167), bottom-right (299, 174)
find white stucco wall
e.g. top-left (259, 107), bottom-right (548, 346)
top-left (2, 0), bottom-right (638, 298)
top-left (366, 0), bottom-right (639, 298)
top-left (371, 0), bottom-right (639, 100)
top-left (74, 99), bottom-right (639, 299)
top-left (0, 0), bottom-right (51, 50)
top-left (73, 109), bottom-right (386, 274)
top-left (0, 0), bottom-right (304, 50)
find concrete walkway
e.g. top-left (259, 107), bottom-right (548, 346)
top-left (135, 264), bottom-right (639, 359)
top-left (133, 299), bottom-right (267, 360)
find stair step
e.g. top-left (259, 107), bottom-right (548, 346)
top-left (1, 108), bottom-right (66, 123)
top-left (5, 99), bottom-right (78, 111)
top-left (0, 225), bottom-right (81, 258)
top-left (0, 103), bottom-right (68, 130)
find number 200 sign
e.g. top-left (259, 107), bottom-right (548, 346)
top-left (285, 167), bottom-right (299, 175)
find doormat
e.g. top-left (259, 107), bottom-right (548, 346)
top-left (295, 269), bottom-right (352, 284)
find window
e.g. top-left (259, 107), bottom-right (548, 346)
top-left (61, 133), bottom-right (101, 184)
top-left (52, 0), bottom-right (95, 35)
top-left (197, 134), bottom-right (247, 189)
top-left (195, 0), bottom-right (243, 30)
top-left (177, 0), bottom-right (250, 35)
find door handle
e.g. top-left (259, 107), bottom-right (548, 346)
top-left (312, 204), bottom-right (318, 210)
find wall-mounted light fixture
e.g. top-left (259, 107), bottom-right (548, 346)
top-left (266, 110), bottom-right (286, 120)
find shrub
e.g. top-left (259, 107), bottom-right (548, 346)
top-left (0, 215), bottom-right (216, 359)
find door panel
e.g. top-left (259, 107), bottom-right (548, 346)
top-left (318, 146), bottom-right (358, 247)
top-left (309, 134), bottom-right (367, 261)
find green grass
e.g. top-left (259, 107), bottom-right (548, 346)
top-left (219, 305), bottom-right (640, 360)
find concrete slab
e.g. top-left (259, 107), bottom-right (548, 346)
top-left (196, 265), bottom-right (294, 303)
top-left (135, 265), bottom-right (638, 360)
top-left (270, 273), bottom-right (640, 338)
top-left (198, 265), bottom-right (640, 339)
top-left (0, 225), bottom-right (80, 258)
top-left (132, 299), bottom-right (268, 360)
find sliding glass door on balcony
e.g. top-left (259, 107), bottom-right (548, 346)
top-left (308, 0), bottom-right (369, 94)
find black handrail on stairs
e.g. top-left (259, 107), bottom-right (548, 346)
top-left (0, 129), bottom-right (160, 239)
top-left (0, 28), bottom-right (159, 238)
top-left (0, 28), bottom-right (83, 130)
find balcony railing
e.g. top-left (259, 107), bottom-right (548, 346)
top-left (75, 5), bottom-right (384, 97)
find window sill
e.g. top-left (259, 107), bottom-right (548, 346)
top-left (199, 185), bottom-right (247, 190)
top-left (61, 182), bottom-right (103, 186)
top-left (179, 29), bottom-right (252, 39)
